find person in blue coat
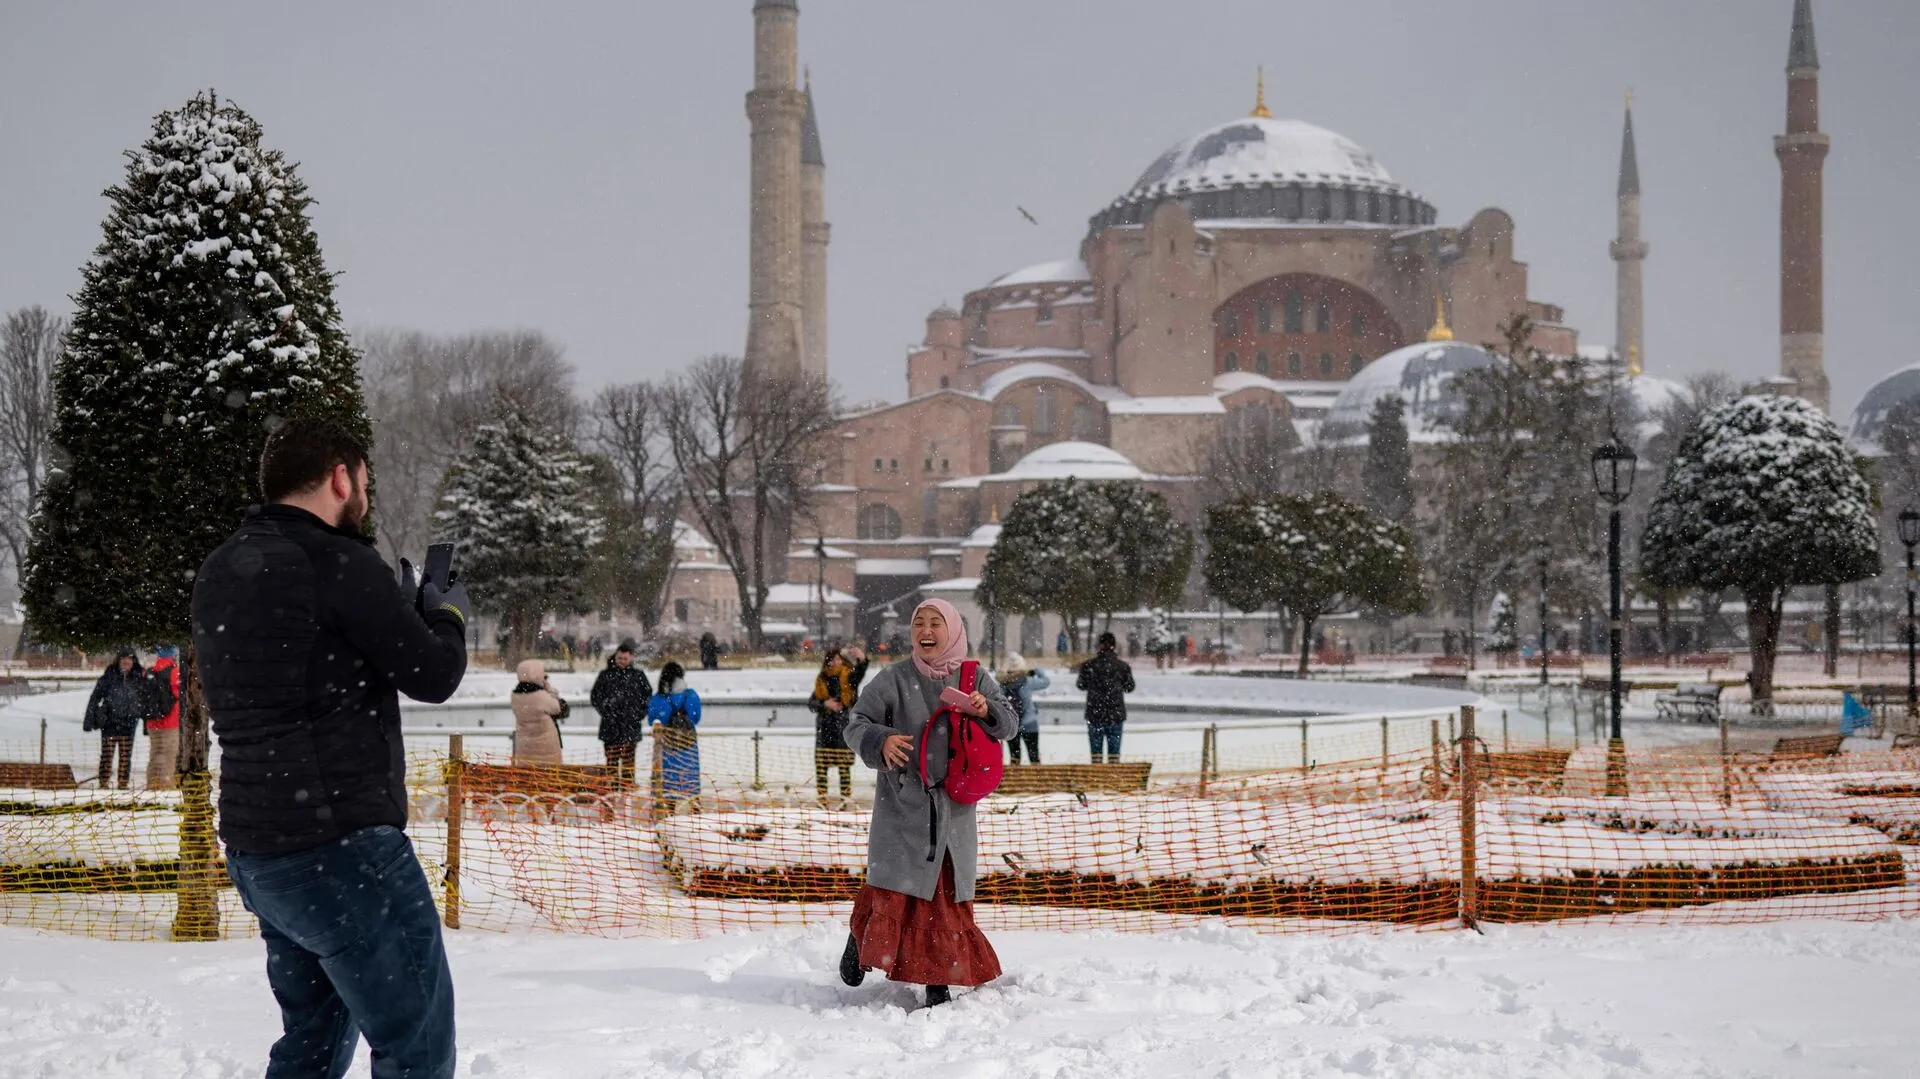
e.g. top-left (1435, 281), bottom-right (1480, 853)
top-left (649, 661), bottom-right (702, 800)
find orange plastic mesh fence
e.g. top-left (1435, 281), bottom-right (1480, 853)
top-left (4, 717), bottom-right (1919, 941)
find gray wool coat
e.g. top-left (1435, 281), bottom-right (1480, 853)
top-left (843, 658), bottom-right (1019, 902)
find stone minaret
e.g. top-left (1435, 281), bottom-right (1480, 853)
top-left (745, 0), bottom-right (806, 378)
top-left (800, 70), bottom-right (830, 380)
top-left (1777, 0), bottom-right (1829, 412)
top-left (1610, 94), bottom-right (1648, 376)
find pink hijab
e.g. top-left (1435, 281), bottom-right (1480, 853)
top-left (909, 598), bottom-right (970, 681)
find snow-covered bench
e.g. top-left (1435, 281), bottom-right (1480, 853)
top-left (1655, 683), bottom-right (1722, 724)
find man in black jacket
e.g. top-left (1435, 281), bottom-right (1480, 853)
top-left (193, 417), bottom-right (470, 1079)
top-left (589, 638), bottom-right (652, 784)
top-left (1077, 631), bottom-right (1137, 764)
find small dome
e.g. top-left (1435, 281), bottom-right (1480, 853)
top-left (1091, 116), bottom-right (1435, 234)
top-left (1848, 364), bottom-right (1920, 453)
top-left (1001, 441), bottom-right (1143, 481)
top-left (1320, 341), bottom-right (1503, 443)
top-left (928, 303), bottom-right (960, 320)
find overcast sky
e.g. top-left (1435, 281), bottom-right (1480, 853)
top-left (2, 1), bottom-right (1916, 418)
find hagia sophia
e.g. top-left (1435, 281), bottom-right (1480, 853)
top-left (666, 0), bottom-right (1855, 652)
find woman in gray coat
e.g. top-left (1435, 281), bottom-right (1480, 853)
top-left (838, 598), bottom-right (1018, 1007)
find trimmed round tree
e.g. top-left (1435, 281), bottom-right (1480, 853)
top-left (1641, 395), bottom-right (1877, 710)
top-left (435, 405), bottom-right (604, 663)
top-left (1205, 492), bottom-right (1426, 675)
top-left (21, 91), bottom-right (367, 940)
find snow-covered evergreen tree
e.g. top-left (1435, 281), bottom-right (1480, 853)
top-left (1145, 607), bottom-right (1175, 657)
top-left (436, 405), bottom-right (605, 662)
top-left (1488, 592), bottom-right (1518, 653)
top-left (1641, 395), bottom-right (1878, 709)
top-left (1361, 393), bottom-right (1413, 523)
top-left (977, 478), bottom-right (1191, 641)
top-left (1205, 492), bottom-right (1425, 675)
top-left (24, 91), bottom-right (366, 649)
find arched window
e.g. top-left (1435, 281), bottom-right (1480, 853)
top-left (1223, 309), bottom-right (1241, 336)
top-left (994, 401), bottom-right (1021, 427)
top-left (1284, 290), bottom-right (1303, 333)
top-left (858, 504), bottom-right (903, 541)
top-left (1318, 352), bottom-right (1335, 376)
top-left (1033, 386), bottom-right (1057, 436)
top-left (1315, 298), bottom-right (1331, 333)
top-left (1255, 351), bottom-right (1271, 375)
top-left (939, 375), bottom-right (950, 389)
top-left (1256, 301), bottom-right (1272, 334)
top-left (1349, 353), bottom-right (1365, 376)
top-left (1223, 351), bottom-right (1240, 372)
top-left (1072, 403), bottom-right (1100, 441)
top-left (1350, 311), bottom-right (1366, 337)
top-left (1287, 351), bottom-right (1302, 377)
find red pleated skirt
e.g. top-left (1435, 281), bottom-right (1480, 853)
top-left (850, 857), bottom-right (1002, 987)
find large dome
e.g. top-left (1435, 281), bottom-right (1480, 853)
top-left (1090, 116), bottom-right (1435, 235)
top-left (1000, 441), bottom-right (1144, 481)
top-left (1319, 341), bottom-right (1503, 444)
top-left (1848, 364), bottom-right (1920, 453)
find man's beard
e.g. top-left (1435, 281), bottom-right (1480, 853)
top-left (337, 478), bottom-right (370, 530)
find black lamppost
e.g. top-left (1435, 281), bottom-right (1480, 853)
top-left (1591, 436), bottom-right (1638, 797)
top-left (1899, 508), bottom-right (1920, 716)
top-left (1538, 553), bottom-right (1550, 687)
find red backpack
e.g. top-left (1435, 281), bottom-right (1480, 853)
top-left (917, 661), bottom-right (1003, 804)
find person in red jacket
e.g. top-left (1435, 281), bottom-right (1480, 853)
top-left (145, 645), bottom-right (182, 790)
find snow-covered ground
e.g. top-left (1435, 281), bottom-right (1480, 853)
top-left (2, 918), bottom-right (1917, 1077)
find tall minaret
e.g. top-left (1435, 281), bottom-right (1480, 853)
top-left (800, 70), bottom-right (830, 380)
top-left (1777, 0), bottom-right (1829, 412)
top-left (1610, 94), bottom-right (1648, 376)
top-left (745, 0), bottom-right (806, 379)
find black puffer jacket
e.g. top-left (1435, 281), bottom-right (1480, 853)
top-left (83, 655), bottom-right (156, 738)
top-left (589, 660), bottom-right (652, 744)
top-left (1076, 650), bottom-right (1136, 726)
top-left (192, 505), bottom-right (467, 855)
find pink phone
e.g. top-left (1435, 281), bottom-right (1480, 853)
top-left (939, 686), bottom-right (973, 711)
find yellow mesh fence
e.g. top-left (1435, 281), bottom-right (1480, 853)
top-left (4, 711), bottom-right (1919, 941)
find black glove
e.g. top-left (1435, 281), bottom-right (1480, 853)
top-left (421, 575), bottom-right (471, 629)
top-left (399, 557), bottom-right (420, 606)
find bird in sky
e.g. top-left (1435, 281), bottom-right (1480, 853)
top-left (1017, 206), bottom-right (1039, 226)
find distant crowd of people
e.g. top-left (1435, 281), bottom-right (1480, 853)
top-left (509, 637), bottom-right (705, 801)
top-left (81, 645), bottom-right (181, 790)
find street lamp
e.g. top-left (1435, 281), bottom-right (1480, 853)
top-left (1591, 436), bottom-right (1638, 797)
top-left (1898, 508), bottom-right (1920, 716)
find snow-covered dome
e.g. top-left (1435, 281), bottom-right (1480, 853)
top-left (1319, 341), bottom-right (1502, 444)
top-left (988, 258), bottom-right (1090, 288)
top-left (1000, 441), bottom-right (1144, 481)
top-left (1848, 364), bottom-right (1920, 454)
top-left (1090, 116), bottom-right (1435, 234)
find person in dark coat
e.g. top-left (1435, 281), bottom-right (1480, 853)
top-left (591, 638), bottom-right (652, 785)
top-left (808, 645), bottom-right (869, 799)
top-left (83, 650), bottom-right (154, 790)
top-left (192, 416), bottom-right (469, 1078)
top-left (699, 632), bottom-right (720, 671)
top-left (1076, 631), bottom-right (1136, 764)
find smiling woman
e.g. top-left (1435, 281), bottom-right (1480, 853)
top-left (838, 598), bottom-right (1019, 1007)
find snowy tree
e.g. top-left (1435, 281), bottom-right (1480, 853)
top-left (1145, 607), bottom-right (1175, 657)
top-left (25, 92), bottom-right (367, 650)
top-left (1641, 395), bottom-right (1878, 710)
top-left (586, 381), bottom-right (679, 631)
top-left (21, 91), bottom-right (366, 942)
top-left (0, 307), bottom-right (61, 614)
top-left (1488, 592), bottom-right (1518, 654)
top-left (1205, 492), bottom-right (1425, 675)
top-left (978, 478), bottom-right (1192, 644)
top-left (661, 356), bottom-right (837, 651)
top-left (1361, 393), bottom-right (1412, 523)
top-left (435, 404), bottom-right (605, 662)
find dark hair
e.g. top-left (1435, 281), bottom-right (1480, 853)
top-left (1097, 631), bottom-right (1118, 652)
top-left (818, 647), bottom-right (844, 671)
top-left (660, 661), bottom-right (686, 685)
top-left (259, 416), bottom-right (369, 503)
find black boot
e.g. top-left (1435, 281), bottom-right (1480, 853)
top-left (838, 933), bottom-right (865, 987)
top-left (924, 984), bottom-right (951, 1007)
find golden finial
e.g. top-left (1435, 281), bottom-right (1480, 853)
top-left (1426, 293), bottom-right (1454, 342)
top-left (1250, 66), bottom-right (1272, 119)
top-left (989, 502), bottom-right (1000, 524)
top-left (1625, 87), bottom-right (1633, 110)
top-left (1627, 341), bottom-right (1642, 377)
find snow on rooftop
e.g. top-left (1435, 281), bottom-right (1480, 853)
top-left (1124, 117), bottom-right (1405, 204)
top-left (999, 441), bottom-right (1144, 482)
top-left (987, 258), bottom-right (1091, 288)
top-left (672, 520), bottom-right (715, 551)
top-left (973, 362), bottom-right (1124, 404)
top-left (1105, 395), bottom-right (1227, 416)
top-left (786, 544), bottom-right (856, 560)
top-left (1319, 341), bottom-right (1503, 445)
top-left (921, 576), bottom-right (982, 593)
top-left (855, 558), bottom-right (932, 577)
top-left (761, 582), bottom-right (857, 606)
top-left (963, 523), bottom-right (1003, 547)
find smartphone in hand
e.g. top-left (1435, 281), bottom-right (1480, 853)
top-left (939, 686), bottom-right (973, 711)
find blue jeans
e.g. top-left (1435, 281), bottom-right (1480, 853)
top-left (226, 825), bottom-right (455, 1079)
top-left (1088, 724), bottom-right (1123, 763)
